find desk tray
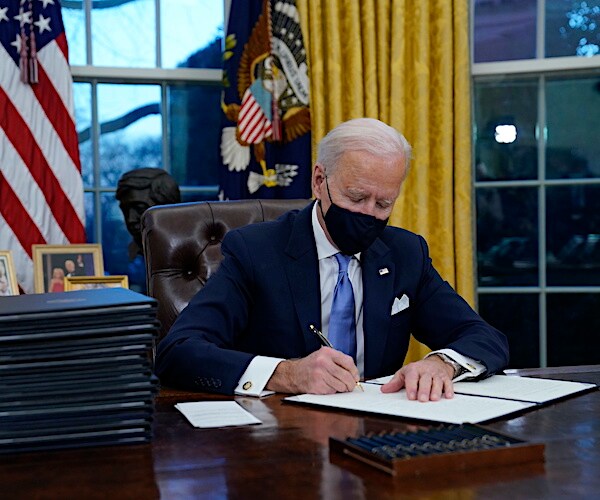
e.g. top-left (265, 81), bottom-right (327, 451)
top-left (329, 424), bottom-right (545, 477)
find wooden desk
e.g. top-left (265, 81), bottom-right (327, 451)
top-left (1, 366), bottom-right (599, 499)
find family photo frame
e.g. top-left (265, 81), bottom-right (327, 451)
top-left (0, 251), bottom-right (19, 297)
top-left (32, 244), bottom-right (104, 293)
top-left (64, 275), bottom-right (129, 292)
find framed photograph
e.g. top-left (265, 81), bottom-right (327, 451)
top-left (64, 275), bottom-right (129, 292)
top-left (0, 251), bottom-right (19, 296)
top-left (32, 244), bottom-right (104, 293)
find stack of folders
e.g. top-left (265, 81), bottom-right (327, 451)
top-left (0, 288), bottom-right (159, 454)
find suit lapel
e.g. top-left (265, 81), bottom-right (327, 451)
top-left (284, 203), bottom-right (322, 354)
top-left (362, 238), bottom-right (394, 378)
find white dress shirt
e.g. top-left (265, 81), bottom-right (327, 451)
top-left (235, 203), bottom-right (484, 396)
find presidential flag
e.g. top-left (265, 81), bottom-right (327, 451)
top-left (0, 0), bottom-right (85, 293)
top-left (220, 0), bottom-right (311, 200)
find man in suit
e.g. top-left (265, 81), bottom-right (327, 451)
top-left (64, 258), bottom-right (85, 277)
top-left (155, 118), bottom-right (509, 401)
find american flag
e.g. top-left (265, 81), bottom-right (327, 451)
top-left (238, 79), bottom-right (273, 144)
top-left (0, 0), bottom-right (85, 293)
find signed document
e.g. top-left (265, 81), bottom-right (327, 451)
top-left (452, 375), bottom-right (596, 403)
top-left (368, 374), bottom-right (597, 404)
top-left (285, 375), bottom-right (597, 424)
top-left (284, 383), bottom-right (535, 424)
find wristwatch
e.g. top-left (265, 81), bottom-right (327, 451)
top-left (434, 353), bottom-right (465, 379)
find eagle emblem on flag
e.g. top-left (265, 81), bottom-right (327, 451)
top-left (220, 0), bottom-right (311, 196)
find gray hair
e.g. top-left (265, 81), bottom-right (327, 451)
top-left (316, 118), bottom-right (412, 177)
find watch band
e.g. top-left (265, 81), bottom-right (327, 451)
top-left (434, 353), bottom-right (465, 379)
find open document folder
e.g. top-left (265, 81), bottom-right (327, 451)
top-left (284, 375), bottom-right (597, 424)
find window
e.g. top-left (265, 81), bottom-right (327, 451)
top-left (64, 0), bottom-right (225, 289)
top-left (472, 0), bottom-right (600, 367)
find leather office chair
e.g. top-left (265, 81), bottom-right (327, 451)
top-left (141, 199), bottom-right (311, 340)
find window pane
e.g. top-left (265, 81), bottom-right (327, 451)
top-left (474, 80), bottom-right (538, 181)
top-left (168, 84), bottom-right (221, 187)
top-left (546, 75), bottom-right (600, 179)
top-left (161, 0), bottom-right (223, 68)
top-left (85, 192), bottom-right (96, 243)
top-left (74, 82), bottom-right (93, 187)
top-left (79, 140), bottom-right (93, 188)
top-left (547, 185), bottom-right (600, 285)
top-left (180, 191), bottom-right (220, 203)
top-left (547, 293), bottom-right (600, 366)
top-left (479, 294), bottom-right (539, 368)
top-left (62, 2), bottom-right (86, 65)
top-left (92, 0), bottom-right (156, 67)
top-left (473, 0), bottom-right (537, 63)
top-left (546, 0), bottom-right (600, 58)
top-left (97, 84), bottom-right (162, 187)
top-left (477, 187), bottom-right (539, 286)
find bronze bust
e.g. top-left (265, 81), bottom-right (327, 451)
top-left (116, 168), bottom-right (181, 293)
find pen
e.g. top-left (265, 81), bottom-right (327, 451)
top-left (309, 324), bottom-right (364, 392)
top-left (309, 323), bottom-right (333, 348)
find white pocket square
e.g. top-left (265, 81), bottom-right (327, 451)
top-left (391, 294), bottom-right (410, 315)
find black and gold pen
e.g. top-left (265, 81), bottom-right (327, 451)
top-left (309, 324), bottom-right (364, 392)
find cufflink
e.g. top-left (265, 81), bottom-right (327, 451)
top-left (242, 381), bottom-right (252, 390)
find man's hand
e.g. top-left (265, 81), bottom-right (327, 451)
top-left (380, 356), bottom-right (455, 402)
top-left (266, 347), bottom-right (360, 394)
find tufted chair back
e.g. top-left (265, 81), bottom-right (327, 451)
top-left (141, 199), bottom-right (311, 340)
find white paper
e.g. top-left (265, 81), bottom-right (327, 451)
top-left (284, 383), bottom-right (534, 424)
top-left (366, 375), bottom-right (394, 385)
top-left (234, 389), bottom-right (275, 398)
top-left (453, 375), bottom-right (596, 403)
top-left (175, 401), bottom-right (262, 428)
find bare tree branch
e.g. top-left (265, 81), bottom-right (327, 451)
top-left (77, 103), bottom-right (160, 143)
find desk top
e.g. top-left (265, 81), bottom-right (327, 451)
top-left (1, 366), bottom-right (599, 499)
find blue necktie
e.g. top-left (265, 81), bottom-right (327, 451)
top-left (328, 253), bottom-right (357, 360)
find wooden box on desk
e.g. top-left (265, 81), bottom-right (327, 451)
top-left (329, 425), bottom-right (545, 477)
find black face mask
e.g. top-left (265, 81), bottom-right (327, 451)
top-left (320, 176), bottom-right (388, 255)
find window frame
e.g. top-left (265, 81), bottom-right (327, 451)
top-left (471, 0), bottom-right (600, 367)
top-left (68, 0), bottom-right (227, 255)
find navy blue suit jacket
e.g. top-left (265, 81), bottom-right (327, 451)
top-left (155, 203), bottom-right (509, 393)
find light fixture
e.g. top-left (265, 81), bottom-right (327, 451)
top-left (494, 124), bottom-right (517, 144)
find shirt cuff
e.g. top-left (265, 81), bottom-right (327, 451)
top-left (426, 348), bottom-right (485, 382)
top-left (234, 356), bottom-right (284, 397)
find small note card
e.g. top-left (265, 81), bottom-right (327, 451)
top-left (175, 401), bottom-right (262, 428)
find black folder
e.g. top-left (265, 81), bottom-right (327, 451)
top-left (0, 288), bottom-right (159, 454)
top-left (0, 288), bottom-right (157, 333)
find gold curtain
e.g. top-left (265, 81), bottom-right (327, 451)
top-left (296, 0), bottom-right (474, 362)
